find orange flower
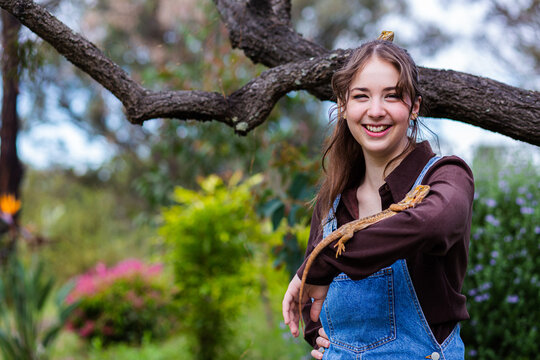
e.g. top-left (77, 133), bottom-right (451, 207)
top-left (0, 194), bottom-right (21, 215)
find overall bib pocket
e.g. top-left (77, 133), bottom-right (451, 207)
top-left (322, 267), bottom-right (397, 352)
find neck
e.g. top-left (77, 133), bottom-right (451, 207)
top-left (362, 141), bottom-right (413, 189)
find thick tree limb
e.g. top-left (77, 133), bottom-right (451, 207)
top-left (420, 68), bottom-right (540, 145)
top-left (0, 0), bottom-right (539, 146)
top-left (213, 0), bottom-right (327, 67)
top-left (214, 0), bottom-right (540, 145)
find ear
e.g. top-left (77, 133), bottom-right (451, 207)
top-left (337, 101), bottom-right (347, 118)
top-left (412, 96), bottom-right (421, 115)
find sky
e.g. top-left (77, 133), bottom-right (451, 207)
top-left (15, 0), bottom-right (540, 172)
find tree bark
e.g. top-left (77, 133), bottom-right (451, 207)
top-left (1, 9), bottom-right (23, 197)
top-left (0, 0), bottom-right (538, 145)
top-left (0, 9), bottom-right (23, 262)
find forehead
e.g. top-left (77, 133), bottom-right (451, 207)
top-left (350, 57), bottom-right (399, 88)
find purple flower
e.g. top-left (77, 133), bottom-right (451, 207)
top-left (535, 226), bottom-right (540, 235)
top-left (474, 264), bottom-right (483, 272)
top-left (484, 198), bottom-right (497, 207)
top-left (468, 288), bottom-right (478, 296)
top-left (474, 293), bottom-right (490, 302)
top-left (498, 180), bottom-right (509, 192)
top-left (518, 186), bottom-right (526, 194)
top-left (520, 207), bottom-right (534, 215)
top-left (485, 214), bottom-right (500, 226)
top-left (468, 349), bottom-right (478, 357)
top-left (479, 282), bottom-right (492, 291)
top-left (489, 259), bottom-right (496, 265)
top-left (515, 197), bottom-right (526, 206)
top-left (506, 295), bottom-right (519, 304)
top-left (491, 251), bottom-right (499, 258)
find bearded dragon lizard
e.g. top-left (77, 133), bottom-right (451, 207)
top-left (377, 30), bottom-right (394, 42)
top-left (298, 184), bottom-right (430, 331)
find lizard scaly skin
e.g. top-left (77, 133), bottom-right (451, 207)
top-left (377, 30), bottom-right (394, 42)
top-left (298, 184), bottom-right (430, 332)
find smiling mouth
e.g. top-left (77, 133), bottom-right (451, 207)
top-left (363, 124), bottom-right (391, 133)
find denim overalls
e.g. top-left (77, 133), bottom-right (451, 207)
top-left (319, 156), bottom-right (465, 359)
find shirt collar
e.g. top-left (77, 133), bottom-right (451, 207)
top-left (341, 141), bottom-right (435, 218)
top-left (384, 141), bottom-right (435, 202)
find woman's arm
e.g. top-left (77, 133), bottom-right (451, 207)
top-left (298, 159), bottom-right (474, 285)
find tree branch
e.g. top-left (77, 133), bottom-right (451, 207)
top-left (213, 0), bottom-right (328, 67)
top-left (420, 67), bottom-right (540, 145)
top-left (214, 0), bottom-right (540, 145)
top-left (1, 0), bottom-right (539, 146)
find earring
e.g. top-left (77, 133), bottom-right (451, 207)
top-left (410, 112), bottom-right (418, 120)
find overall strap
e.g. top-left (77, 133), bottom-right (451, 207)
top-left (323, 155), bottom-right (441, 238)
top-left (411, 156), bottom-right (441, 190)
top-left (323, 194), bottom-right (341, 237)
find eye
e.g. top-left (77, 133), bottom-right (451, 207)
top-left (386, 93), bottom-right (401, 99)
top-left (352, 94), bottom-right (368, 100)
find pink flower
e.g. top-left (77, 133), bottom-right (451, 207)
top-left (78, 320), bottom-right (95, 338)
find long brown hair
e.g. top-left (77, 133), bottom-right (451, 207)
top-left (316, 40), bottom-right (423, 221)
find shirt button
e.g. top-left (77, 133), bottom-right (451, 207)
top-left (430, 352), bottom-right (440, 360)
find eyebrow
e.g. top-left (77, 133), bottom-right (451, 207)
top-left (351, 86), bottom-right (397, 92)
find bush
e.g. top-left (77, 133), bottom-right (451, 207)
top-left (0, 256), bottom-right (75, 360)
top-left (65, 259), bottom-right (177, 345)
top-left (461, 147), bottom-right (540, 359)
top-left (159, 173), bottom-right (278, 360)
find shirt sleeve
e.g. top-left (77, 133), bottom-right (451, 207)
top-left (298, 158), bottom-right (474, 285)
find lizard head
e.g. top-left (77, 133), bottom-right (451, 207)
top-left (390, 185), bottom-right (430, 211)
top-left (377, 31), bottom-right (394, 42)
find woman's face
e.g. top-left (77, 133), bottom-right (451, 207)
top-left (345, 56), bottom-right (420, 162)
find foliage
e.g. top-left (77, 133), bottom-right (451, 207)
top-left (0, 256), bottom-right (76, 360)
top-left (461, 146), bottom-right (540, 359)
top-left (159, 173), bottom-right (283, 360)
top-left (20, 168), bottom-right (154, 281)
top-left (258, 141), bottom-right (321, 277)
top-left (65, 259), bottom-right (177, 345)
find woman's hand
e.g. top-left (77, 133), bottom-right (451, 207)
top-left (282, 274), bottom-right (329, 337)
top-left (311, 327), bottom-right (330, 359)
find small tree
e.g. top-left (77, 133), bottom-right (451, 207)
top-left (160, 173), bottom-right (272, 360)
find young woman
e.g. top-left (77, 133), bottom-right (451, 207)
top-left (282, 39), bottom-right (474, 359)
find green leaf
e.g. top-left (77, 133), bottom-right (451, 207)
top-left (287, 173), bottom-right (310, 200)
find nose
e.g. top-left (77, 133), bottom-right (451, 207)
top-left (367, 98), bottom-right (386, 118)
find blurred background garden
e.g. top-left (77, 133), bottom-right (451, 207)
top-left (0, 0), bottom-right (539, 359)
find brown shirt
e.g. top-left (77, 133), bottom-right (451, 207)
top-left (297, 141), bottom-right (474, 346)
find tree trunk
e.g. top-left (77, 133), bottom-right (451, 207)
top-left (0, 9), bottom-right (23, 261)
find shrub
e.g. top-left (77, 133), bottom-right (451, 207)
top-left (66, 259), bottom-right (177, 345)
top-left (461, 147), bottom-right (540, 359)
top-left (159, 173), bottom-right (278, 360)
top-left (0, 256), bottom-right (75, 360)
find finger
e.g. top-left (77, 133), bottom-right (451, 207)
top-left (316, 336), bottom-right (330, 349)
top-left (310, 299), bottom-right (324, 322)
top-left (318, 327), bottom-right (329, 340)
top-left (310, 349), bottom-right (324, 360)
top-left (283, 294), bottom-right (299, 336)
top-left (282, 292), bottom-right (291, 324)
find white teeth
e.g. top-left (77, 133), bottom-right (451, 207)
top-left (365, 125), bottom-right (389, 133)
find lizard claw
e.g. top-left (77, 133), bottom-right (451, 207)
top-left (334, 241), bottom-right (346, 257)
